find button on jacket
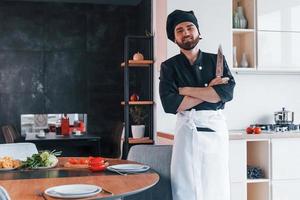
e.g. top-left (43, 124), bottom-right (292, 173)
top-left (159, 50), bottom-right (235, 114)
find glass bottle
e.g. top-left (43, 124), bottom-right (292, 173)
top-left (237, 6), bottom-right (248, 29)
top-left (233, 11), bottom-right (239, 28)
top-left (240, 52), bottom-right (249, 68)
top-left (233, 46), bottom-right (238, 68)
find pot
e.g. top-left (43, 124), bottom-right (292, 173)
top-left (131, 125), bottom-right (145, 138)
top-left (274, 107), bottom-right (294, 125)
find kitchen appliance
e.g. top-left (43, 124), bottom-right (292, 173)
top-left (274, 107), bottom-right (294, 125)
top-left (250, 123), bottom-right (300, 133)
top-left (249, 108), bottom-right (298, 133)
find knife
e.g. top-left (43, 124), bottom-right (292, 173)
top-left (216, 44), bottom-right (224, 77)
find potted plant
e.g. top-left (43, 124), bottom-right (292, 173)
top-left (129, 106), bottom-right (147, 138)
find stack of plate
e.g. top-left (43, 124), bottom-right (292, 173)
top-left (107, 164), bottom-right (150, 173)
top-left (45, 184), bottom-right (101, 199)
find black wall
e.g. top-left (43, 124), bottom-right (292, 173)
top-left (0, 1), bottom-right (151, 156)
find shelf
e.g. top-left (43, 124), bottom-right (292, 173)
top-left (247, 182), bottom-right (269, 200)
top-left (232, 68), bottom-right (300, 75)
top-left (128, 137), bottom-right (154, 144)
top-left (121, 60), bottom-right (154, 67)
top-left (233, 33), bottom-right (255, 68)
top-left (121, 101), bottom-right (154, 105)
top-left (233, 28), bottom-right (255, 33)
top-left (247, 178), bottom-right (269, 183)
top-left (233, 0), bottom-right (255, 29)
top-left (247, 141), bottom-right (270, 179)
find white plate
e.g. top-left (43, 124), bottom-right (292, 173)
top-left (45, 184), bottom-right (101, 199)
top-left (107, 164), bottom-right (150, 173)
top-left (32, 158), bottom-right (58, 169)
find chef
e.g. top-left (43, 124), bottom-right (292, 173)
top-left (159, 10), bottom-right (235, 200)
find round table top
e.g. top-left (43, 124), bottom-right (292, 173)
top-left (0, 157), bottom-right (160, 200)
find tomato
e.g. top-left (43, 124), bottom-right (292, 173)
top-left (246, 127), bottom-right (254, 134)
top-left (89, 164), bottom-right (106, 172)
top-left (253, 127), bottom-right (262, 134)
top-left (130, 94), bottom-right (139, 101)
top-left (89, 157), bottom-right (104, 165)
top-left (68, 158), bottom-right (79, 164)
top-left (79, 158), bottom-right (89, 164)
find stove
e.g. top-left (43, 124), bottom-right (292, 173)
top-left (250, 124), bottom-right (300, 133)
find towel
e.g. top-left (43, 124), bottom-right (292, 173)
top-left (247, 165), bottom-right (264, 179)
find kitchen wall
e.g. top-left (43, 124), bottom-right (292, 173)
top-left (154, 0), bottom-right (300, 134)
top-left (0, 1), bottom-right (151, 156)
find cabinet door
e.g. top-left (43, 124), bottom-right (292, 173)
top-left (272, 138), bottom-right (300, 180)
top-left (272, 180), bottom-right (300, 200)
top-left (229, 140), bottom-right (246, 182)
top-left (257, 31), bottom-right (300, 69)
top-left (257, 0), bottom-right (300, 32)
top-left (230, 182), bottom-right (246, 200)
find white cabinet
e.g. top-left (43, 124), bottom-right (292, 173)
top-left (256, 0), bottom-right (300, 70)
top-left (229, 140), bottom-right (247, 200)
top-left (231, 0), bottom-right (300, 70)
top-left (272, 180), bottom-right (300, 200)
top-left (231, 182), bottom-right (247, 200)
top-left (272, 138), bottom-right (300, 180)
top-left (271, 138), bottom-right (300, 200)
top-left (229, 140), bottom-right (247, 182)
top-left (257, 0), bottom-right (300, 32)
top-left (228, 137), bottom-right (300, 200)
top-left (257, 32), bottom-right (300, 69)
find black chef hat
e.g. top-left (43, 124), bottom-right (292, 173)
top-left (166, 10), bottom-right (199, 42)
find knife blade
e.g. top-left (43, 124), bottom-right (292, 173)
top-left (216, 44), bottom-right (224, 77)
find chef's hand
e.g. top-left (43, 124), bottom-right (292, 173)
top-left (178, 87), bottom-right (190, 96)
top-left (209, 77), bottom-right (229, 87)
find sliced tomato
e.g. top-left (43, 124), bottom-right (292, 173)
top-left (68, 158), bottom-right (79, 164)
top-left (79, 158), bottom-right (89, 164)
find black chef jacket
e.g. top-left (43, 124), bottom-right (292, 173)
top-left (159, 50), bottom-right (235, 114)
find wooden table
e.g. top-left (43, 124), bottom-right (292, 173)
top-left (25, 132), bottom-right (101, 156)
top-left (0, 158), bottom-right (159, 200)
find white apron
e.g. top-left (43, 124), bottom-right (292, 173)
top-left (171, 109), bottom-right (230, 200)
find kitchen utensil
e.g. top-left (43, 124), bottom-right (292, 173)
top-left (274, 107), bottom-right (294, 125)
top-left (216, 44), bottom-right (224, 77)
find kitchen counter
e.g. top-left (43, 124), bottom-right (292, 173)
top-left (229, 130), bottom-right (300, 140)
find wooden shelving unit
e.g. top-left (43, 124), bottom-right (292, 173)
top-left (122, 35), bottom-right (154, 158)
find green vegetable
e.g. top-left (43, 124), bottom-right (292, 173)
top-left (21, 150), bottom-right (61, 169)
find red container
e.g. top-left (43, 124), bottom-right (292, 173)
top-left (61, 118), bottom-right (70, 136)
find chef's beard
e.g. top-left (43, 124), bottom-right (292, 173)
top-left (176, 36), bottom-right (200, 50)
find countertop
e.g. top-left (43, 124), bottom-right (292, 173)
top-left (229, 130), bottom-right (300, 140)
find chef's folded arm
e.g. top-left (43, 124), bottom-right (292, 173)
top-left (159, 63), bottom-right (184, 114)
